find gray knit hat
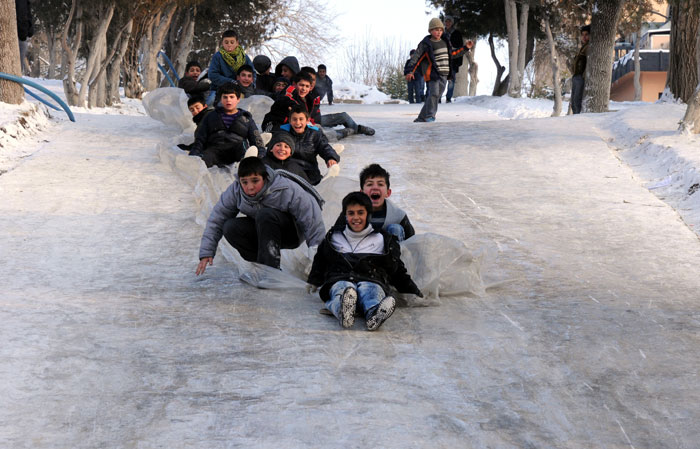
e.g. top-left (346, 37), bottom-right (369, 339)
top-left (428, 17), bottom-right (444, 31)
top-left (267, 131), bottom-right (296, 155)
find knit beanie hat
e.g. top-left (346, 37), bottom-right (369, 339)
top-left (253, 55), bottom-right (271, 74)
top-left (267, 131), bottom-right (295, 155)
top-left (428, 17), bottom-right (444, 31)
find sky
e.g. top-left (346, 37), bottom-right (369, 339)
top-left (320, 0), bottom-right (508, 95)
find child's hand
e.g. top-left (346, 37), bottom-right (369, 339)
top-left (327, 160), bottom-right (337, 168)
top-left (466, 40), bottom-right (474, 49)
top-left (306, 284), bottom-right (319, 294)
top-left (405, 73), bottom-right (415, 82)
top-left (196, 257), bottom-right (213, 275)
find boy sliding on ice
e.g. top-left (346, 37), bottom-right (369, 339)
top-left (196, 157), bottom-right (325, 271)
top-left (261, 131), bottom-right (311, 183)
top-left (308, 192), bottom-right (423, 331)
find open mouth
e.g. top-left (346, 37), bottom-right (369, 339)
top-left (370, 193), bottom-right (381, 200)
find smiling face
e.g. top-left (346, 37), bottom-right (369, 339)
top-left (222, 36), bottom-right (239, 52)
top-left (430, 28), bottom-right (444, 40)
top-left (239, 174), bottom-right (265, 196)
top-left (220, 92), bottom-right (240, 113)
top-left (185, 65), bottom-right (201, 79)
top-left (271, 142), bottom-right (292, 160)
top-left (295, 79), bottom-right (311, 98)
top-left (273, 81), bottom-right (287, 93)
top-left (188, 102), bottom-right (205, 116)
top-left (289, 112), bottom-right (308, 134)
top-left (237, 70), bottom-right (254, 87)
top-left (362, 176), bottom-right (391, 210)
top-left (345, 203), bottom-right (369, 232)
top-left (280, 66), bottom-right (294, 79)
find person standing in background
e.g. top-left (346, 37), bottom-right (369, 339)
top-left (15, 0), bottom-right (34, 75)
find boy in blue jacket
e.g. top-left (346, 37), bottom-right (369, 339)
top-left (207, 29), bottom-right (254, 104)
top-left (308, 192), bottom-right (422, 331)
top-left (196, 157), bottom-right (325, 271)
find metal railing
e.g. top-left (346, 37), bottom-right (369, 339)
top-left (0, 72), bottom-right (76, 122)
top-left (157, 51), bottom-right (179, 88)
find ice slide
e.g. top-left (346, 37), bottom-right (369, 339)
top-left (143, 87), bottom-right (488, 302)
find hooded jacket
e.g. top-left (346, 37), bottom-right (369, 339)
top-left (199, 166), bottom-right (326, 259)
top-left (280, 123), bottom-right (339, 185)
top-left (190, 107), bottom-right (265, 167)
top-left (307, 221), bottom-right (422, 301)
top-left (274, 56), bottom-right (301, 77)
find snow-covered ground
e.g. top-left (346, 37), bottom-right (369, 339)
top-left (2, 81), bottom-right (700, 448)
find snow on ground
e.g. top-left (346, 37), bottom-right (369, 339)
top-left (2, 81), bottom-right (700, 447)
top-left (332, 80), bottom-right (395, 104)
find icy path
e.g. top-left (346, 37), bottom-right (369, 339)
top-left (2, 104), bottom-right (700, 448)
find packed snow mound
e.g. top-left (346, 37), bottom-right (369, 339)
top-left (156, 137), bottom-right (486, 300)
top-left (0, 102), bottom-right (52, 175)
top-left (142, 88), bottom-right (193, 133)
top-left (333, 81), bottom-right (394, 104)
top-left (455, 95), bottom-right (556, 119)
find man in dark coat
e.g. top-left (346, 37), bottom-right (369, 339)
top-left (570, 25), bottom-right (590, 114)
top-left (15, 0), bottom-right (34, 75)
top-left (444, 16), bottom-right (464, 103)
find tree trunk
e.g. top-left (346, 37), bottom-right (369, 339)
top-left (61, 0), bottom-right (83, 106)
top-left (583, 0), bottom-right (625, 113)
top-left (667, 1), bottom-right (699, 102)
top-left (166, 6), bottom-right (196, 79)
top-left (78, 2), bottom-right (115, 107)
top-left (680, 83), bottom-right (700, 133)
top-left (467, 46), bottom-right (479, 97)
top-left (0, 0), bottom-right (24, 104)
top-left (516, 1), bottom-right (530, 94)
top-left (634, 27), bottom-right (642, 101)
top-left (106, 19), bottom-right (132, 106)
top-left (504, 0), bottom-right (521, 97)
top-left (47, 33), bottom-right (57, 79)
top-left (544, 16), bottom-right (562, 117)
top-left (489, 32), bottom-right (507, 96)
top-left (141, 3), bottom-right (178, 92)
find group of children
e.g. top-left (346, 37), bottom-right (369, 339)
top-left (187, 18), bottom-right (474, 331)
top-left (195, 160), bottom-right (421, 332)
top-left (175, 29), bottom-right (376, 173)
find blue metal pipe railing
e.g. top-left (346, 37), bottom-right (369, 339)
top-left (0, 72), bottom-right (76, 122)
top-left (157, 51), bottom-right (179, 87)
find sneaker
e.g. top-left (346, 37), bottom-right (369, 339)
top-left (366, 296), bottom-right (396, 331)
top-left (425, 117), bottom-right (435, 122)
top-left (357, 125), bottom-right (375, 136)
top-left (337, 128), bottom-right (354, 139)
top-left (413, 117), bottom-right (426, 123)
top-left (339, 287), bottom-right (358, 328)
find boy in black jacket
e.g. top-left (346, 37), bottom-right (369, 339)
top-left (260, 131), bottom-right (311, 183)
top-left (279, 105), bottom-right (339, 185)
top-left (262, 71), bottom-right (321, 130)
top-left (189, 82), bottom-right (265, 168)
top-left (308, 192), bottom-right (422, 331)
top-left (178, 96), bottom-right (213, 153)
top-left (178, 61), bottom-right (211, 97)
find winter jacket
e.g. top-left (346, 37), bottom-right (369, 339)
top-left (237, 82), bottom-right (255, 99)
top-left (274, 56), bottom-right (301, 77)
top-left (15, 0), bottom-right (34, 41)
top-left (307, 222), bottom-right (422, 301)
top-left (190, 107), bottom-right (265, 167)
top-left (262, 85), bottom-right (322, 130)
top-left (208, 51), bottom-right (254, 92)
top-left (572, 43), bottom-right (589, 77)
top-left (178, 76), bottom-right (211, 96)
top-left (280, 123), bottom-right (339, 185)
top-left (256, 73), bottom-right (276, 94)
top-left (332, 198), bottom-right (415, 239)
top-left (199, 166), bottom-right (325, 259)
top-left (446, 27), bottom-right (465, 72)
top-left (261, 154), bottom-right (311, 183)
top-left (315, 75), bottom-right (334, 104)
top-left (192, 106), bottom-right (214, 127)
top-left (405, 34), bottom-right (469, 82)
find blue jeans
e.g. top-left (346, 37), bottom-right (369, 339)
top-left (326, 281), bottom-right (385, 319)
top-left (571, 75), bottom-right (584, 114)
top-left (385, 223), bottom-right (406, 242)
top-left (320, 112), bottom-right (358, 132)
top-left (446, 79), bottom-right (455, 102)
top-left (418, 77), bottom-right (447, 120)
top-left (407, 79), bottom-right (424, 103)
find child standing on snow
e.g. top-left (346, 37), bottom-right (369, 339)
top-left (196, 157), bottom-right (325, 271)
top-left (207, 29), bottom-right (254, 104)
top-left (404, 17), bottom-right (473, 122)
top-left (308, 192), bottom-right (423, 331)
top-left (189, 82), bottom-right (264, 168)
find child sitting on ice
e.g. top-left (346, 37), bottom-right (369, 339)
top-left (196, 157), bottom-right (325, 271)
top-left (260, 131), bottom-right (311, 183)
top-left (177, 96), bottom-right (213, 153)
top-left (279, 105), bottom-right (339, 185)
top-left (262, 71), bottom-right (321, 130)
top-left (189, 82), bottom-right (264, 168)
top-left (235, 64), bottom-right (256, 98)
top-left (308, 192), bottom-right (423, 330)
top-left (207, 29), bottom-right (254, 105)
top-left (178, 61), bottom-right (211, 97)
top-left (358, 163), bottom-right (415, 241)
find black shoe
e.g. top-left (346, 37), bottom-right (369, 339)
top-left (413, 117), bottom-right (426, 122)
top-left (337, 128), bottom-right (354, 139)
top-left (366, 296), bottom-right (396, 331)
top-left (357, 125), bottom-right (375, 136)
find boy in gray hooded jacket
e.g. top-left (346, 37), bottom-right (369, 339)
top-left (196, 157), bottom-right (325, 271)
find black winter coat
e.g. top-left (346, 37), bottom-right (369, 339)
top-left (446, 28), bottom-right (464, 72)
top-left (307, 224), bottom-right (422, 302)
top-left (262, 86), bottom-right (321, 130)
top-left (279, 123), bottom-right (339, 185)
top-left (190, 107), bottom-right (265, 167)
top-left (15, 0), bottom-right (34, 41)
top-left (261, 154), bottom-right (311, 183)
top-left (178, 76), bottom-right (211, 96)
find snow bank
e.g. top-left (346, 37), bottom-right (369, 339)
top-left (0, 102), bottom-right (52, 175)
top-left (454, 95), bottom-right (557, 119)
top-left (332, 80), bottom-right (394, 104)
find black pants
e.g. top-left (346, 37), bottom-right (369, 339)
top-left (222, 208), bottom-right (302, 268)
top-left (571, 75), bottom-right (584, 114)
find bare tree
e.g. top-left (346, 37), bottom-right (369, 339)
top-left (0, 0), bottom-right (24, 104)
top-left (542, 16), bottom-right (562, 116)
top-left (339, 30), bottom-right (412, 88)
top-left (667, 0), bottom-right (699, 102)
top-left (504, 0), bottom-right (530, 97)
top-left (60, 0), bottom-right (84, 106)
top-left (249, 0), bottom-right (340, 63)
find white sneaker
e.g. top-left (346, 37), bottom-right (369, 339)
top-left (339, 287), bottom-right (358, 328)
top-left (244, 146), bottom-right (258, 158)
top-left (366, 296), bottom-right (396, 331)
